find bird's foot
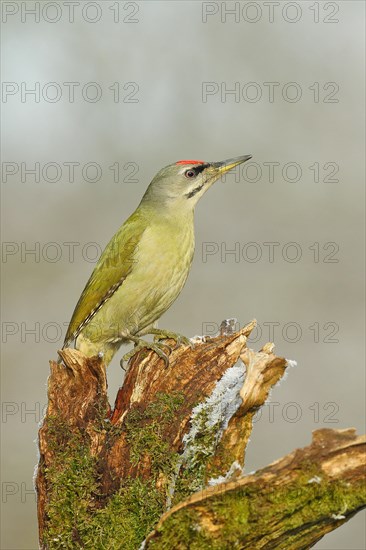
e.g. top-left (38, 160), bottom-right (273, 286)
top-left (148, 328), bottom-right (193, 350)
top-left (120, 338), bottom-right (171, 369)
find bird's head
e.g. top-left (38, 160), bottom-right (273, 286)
top-left (141, 155), bottom-right (252, 210)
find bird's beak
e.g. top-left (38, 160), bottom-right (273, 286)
top-left (211, 155), bottom-right (252, 175)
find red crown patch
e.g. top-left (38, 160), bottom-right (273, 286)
top-left (175, 160), bottom-right (205, 165)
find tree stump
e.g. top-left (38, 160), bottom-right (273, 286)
top-left (36, 320), bottom-right (366, 549)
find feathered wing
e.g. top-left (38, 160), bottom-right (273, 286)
top-left (63, 210), bottom-right (147, 347)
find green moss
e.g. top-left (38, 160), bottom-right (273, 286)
top-left (45, 470), bottom-right (164, 549)
top-left (42, 393), bottom-right (185, 549)
top-left (42, 417), bottom-right (100, 548)
top-left (41, 405), bottom-right (366, 549)
top-left (149, 463), bottom-right (366, 549)
top-left (88, 478), bottom-right (164, 549)
top-left (149, 508), bottom-right (216, 550)
top-left (125, 391), bottom-right (184, 475)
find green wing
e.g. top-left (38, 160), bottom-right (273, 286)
top-left (63, 210), bottom-right (147, 347)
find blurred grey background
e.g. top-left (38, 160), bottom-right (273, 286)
top-left (1, 1), bottom-right (365, 548)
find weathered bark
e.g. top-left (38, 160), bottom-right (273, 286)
top-left (36, 321), bottom-right (366, 549)
top-left (145, 428), bottom-right (366, 549)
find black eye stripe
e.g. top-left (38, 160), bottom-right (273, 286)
top-left (192, 163), bottom-right (209, 175)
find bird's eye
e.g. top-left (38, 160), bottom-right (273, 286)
top-left (185, 169), bottom-right (196, 178)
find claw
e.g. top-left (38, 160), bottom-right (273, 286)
top-left (121, 338), bottom-right (170, 369)
top-left (153, 336), bottom-right (175, 351)
top-left (119, 329), bottom-right (194, 369)
top-left (149, 328), bottom-right (193, 350)
top-left (150, 343), bottom-right (170, 366)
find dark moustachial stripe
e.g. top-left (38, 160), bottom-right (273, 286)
top-left (186, 183), bottom-right (204, 199)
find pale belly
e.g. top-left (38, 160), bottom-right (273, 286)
top-left (81, 222), bottom-right (194, 345)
